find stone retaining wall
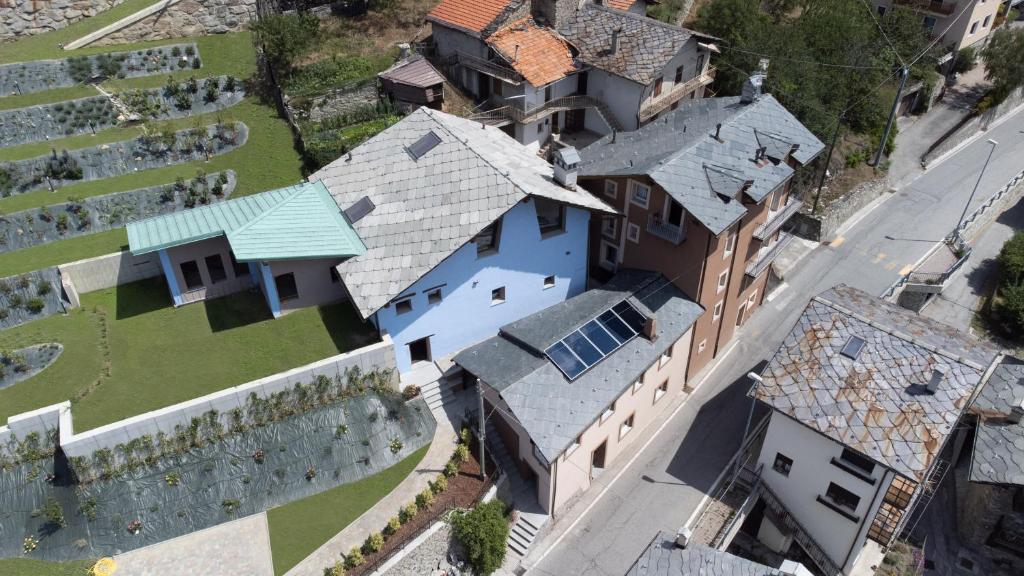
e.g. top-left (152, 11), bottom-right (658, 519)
top-left (93, 0), bottom-right (256, 45)
top-left (922, 85), bottom-right (1024, 167)
top-left (295, 80), bottom-right (380, 123)
top-left (787, 178), bottom-right (888, 242)
top-left (0, 0), bottom-right (124, 40)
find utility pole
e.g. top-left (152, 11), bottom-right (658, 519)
top-left (477, 379), bottom-right (486, 479)
top-left (812, 114), bottom-right (843, 214)
top-left (872, 66), bottom-right (909, 166)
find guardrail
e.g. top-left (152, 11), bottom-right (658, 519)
top-left (647, 215), bottom-right (686, 245)
top-left (445, 52), bottom-right (522, 84)
top-left (471, 94), bottom-right (624, 132)
top-left (754, 198), bottom-right (802, 241)
top-left (639, 67), bottom-right (716, 122)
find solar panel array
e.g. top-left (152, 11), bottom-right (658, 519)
top-left (545, 300), bottom-right (647, 380)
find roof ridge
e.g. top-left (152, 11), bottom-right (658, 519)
top-left (813, 293), bottom-right (985, 372)
top-left (584, 3), bottom-right (696, 36)
top-left (649, 97), bottom-right (763, 178)
top-left (225, 182), bottom-right (310, 242)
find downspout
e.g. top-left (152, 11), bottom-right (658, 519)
top-left (550, 457), bottom-right (559, 518)
top-left (685, 222), bottom-right (714, 380)
top-left (842, 468), bottom-right (890, 573)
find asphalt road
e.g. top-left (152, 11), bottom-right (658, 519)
top-left (524, 109), bottom-right (1024, 576)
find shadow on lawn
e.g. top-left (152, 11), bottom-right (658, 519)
top-left (317, 300), bottom-right (380, 352)
top-left (114, 277), bottom-right (169, 319)
top-left (205, 289), bottom-right (273, 332)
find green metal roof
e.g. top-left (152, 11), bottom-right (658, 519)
top-left (127, 181), bottom-right (366, 261)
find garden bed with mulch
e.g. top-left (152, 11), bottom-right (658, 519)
top-left (0, 43), bottom-right (201, 96)
top-left (0, 344), bottom-right (62, 391)
top-left (0, 268), bottom-right (66, 330)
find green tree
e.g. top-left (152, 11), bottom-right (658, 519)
top-left (251, 12), bottom-right (320, 78)
top-left (453, 500), bottom-right (509, 576)
top-left (982, 28), bottom-right (1024, 102)
top-left (995, 282), bottom-right (1024, 334)
top-left (951, 46), bottom-right (977, 75)
top-left (998, 231), bottom-right (1024, 287)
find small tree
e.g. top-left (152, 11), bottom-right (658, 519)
top-left (996, 282), bottom-right (1024, 334)
top-left (951, 46), bottom-right (977, 75)
top-left (251, 13), bottom-right (320, 78)
top-left (452, 500), bottom-right (509, 576)
top-left (982, 28), bottom-right (1024, 102)
top-left (998, 232), bottom-right (1024, 287)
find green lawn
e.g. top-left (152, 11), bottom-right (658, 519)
top-left (0, 278), bottom-right (378, 431)
top-left (0, 558), bottom-right (94, 576)
top-left (267, 444), bottom-right (431, 575)
top-left (0, 229), bottom-right (126, 278)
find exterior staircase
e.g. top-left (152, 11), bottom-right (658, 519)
top-left (507, 512), bottom-right (545, 558)
top-left (483, 419), bottom-right (551, 560)
top-left (419, 376), bottom-right (458, 414)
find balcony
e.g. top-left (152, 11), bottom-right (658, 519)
top-left (639, 66), bottom-right (716, 122)
top-left (745, 232), bottom-right (793, 278)
top-left (753, 198), bottom-right (802, 241)
top-left (892, 0), bottom-right (956, 16)
top-left (647, 214), bottom-right (686, 245)
top-left (470, 94), bottom-right (624, 131)
top-left (445, 51), bottom-right (523, 84)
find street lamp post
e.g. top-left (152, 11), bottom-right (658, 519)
top-left (742, 372), bottom-right (763, 445)
top-left (955, 139), bottom-right (998, 236)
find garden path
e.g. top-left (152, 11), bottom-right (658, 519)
top-left (111, 512), bottom-right (274, 576)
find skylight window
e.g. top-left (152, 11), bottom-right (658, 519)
top-left (407, 131), bottom-right (442, 160)
top-left (840, 336), bottom-right (866, 360)
top-left (545, 301), bottom-right (647, 380)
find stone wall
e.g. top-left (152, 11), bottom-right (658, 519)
top-left (93, 0), bottom-right (256, 45)
top-left (0, 0), bottom-right (124, 40)
top-left (787, 178), bottom-right (888, 242)
top-left (294, 79), bottom-right (379, 123)
top-left (923, 85), bottom-right (1024, 166)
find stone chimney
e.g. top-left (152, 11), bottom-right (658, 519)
top-left (610, 27), bottom-right (621, 55)
top-left (741, 73), bottom-right (764, 104)
top-left (552, 146), bottom-right (580, 190)
top-left (643, 316), bottom-right (657, 341)
top-left (926, 365), bottom-right (948, 395)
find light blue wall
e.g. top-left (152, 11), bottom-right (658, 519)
top-left (158, 249), bottom-right (184, 307)
top-left (257, 262), bottom-right (282, 318)
top-left (375, 198), bottom-right (591, 373)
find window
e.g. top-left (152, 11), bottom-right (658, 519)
top-left (717, 270), bottom-right (728, 293)
top-left (229, 252), bottom-right (248, 279)
top-left (868, 502), bottom-right (904, 545)
top-left (274, 273), bottom-right (299, 302)
top-left (330, 267), bottom-right (341, 284)
top-left (970, 21), bottom-right (978, 34)
top-left (602, 217), bottom-right (618, 239)
top-left (627, 223), bottom-right (640, 243)
top-left (884, 476), bottom-right (916, 509)
top-left (408, 131), bottom-right (442, 161)
top-left (747, 290), bottom-right (758, 309)
top-left (601, 402), bottom-right (615, 423)
top-left (205, 254), bottom-right (227, 284)
top-left (773, 453), bottom-right (793, 476)
top-left (841, 448), bottom-right (876, 475)
top-left (427, 288), bottom-right (443, 305)
top-left (983, 15), bottom-right (991, 27)
top-left (653, 77), bottom-right (663, 97)
top-left (698, 339), bottom-right (707, 354)
top-left (633, 375), bottom-right (644, 394)
top-left (600, 241), bottom-right (618, 270)
top-left (537, 123), bottom-right (544, 134)
top-left (604, 180), bottom-right (618, 199)
top-left (543, 275), bottom-right (556, 289)
top-left (629, 180), bottom-right (650, 209)
top-left (825, 482), bottom-right (860, 512)
top-left (674, 65), bottom-right (684, 84)
top-left (180, 260), bottom-right (203, 290)
top-left (475, 219), bottom-right (501, 256)
top-left (659, 345), bottom-right (672, 368)
top-left (712, 301), bottom-right (723, 322)
top-left (394, 298), bottom-right (413, 314)
top-left (544, 85), bottom-right (552, 102)
top-left (619, 413), bottom-right (634, 439)
top-left (770, 190), bottom-right (784, 212)
top-left (491, 286), bottom-right (506, 306)
top-left (654, 380), bottom-right (668, 403)
top-left (840, 336), bottom-right (866, 360)
top-left (535, 197), bottom-right (565, 236)
top-left (724, 233), bottom-right (736, 257)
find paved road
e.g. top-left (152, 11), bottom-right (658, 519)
top-left (525, 109), bottom-right (1024, 576)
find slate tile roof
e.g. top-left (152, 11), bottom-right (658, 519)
top-left (487, 19), bottom-right (578, 87)
top-left (427, 0), bottom-right (520, 36)
top-left (757, 285), bottom-right (1000, 481)
top-left (454, 270), bottom-right (703, 462)
top-left (969, 359), bottom-right (1024, 486)
top-left (578, 94), bottom-right (824, 235)
top-left (558, 3), bottom-right (703, 85)
top-left (378, 55), bottom-right (445, 88)
top-left (309, 107), bottom-right (616, 319)
top-left (626, 533), bottom-right (782, 576)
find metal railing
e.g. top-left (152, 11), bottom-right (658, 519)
top-left (179, 275), bottom-right (257, 306)
top-left (753, 198), bottom-right (802, 241)
top-left (647, 214), bottom-right (686, 245)
top-left (639, 67), bottom-right (717, 122)
top-left (754, 480), bottom-right (843, 576)
top-left (892, 0), bottom-right (956, 16)
top-left (444, 51), bottom-right (523, 84)
top-left (745, 232), bottom-right (793, 278)
top-left (471, 94), bottom-right (624, 132)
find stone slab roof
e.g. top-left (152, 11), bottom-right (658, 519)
top-left (627, 533), bottom-right (782, 576)
top-left (454, 270), bottom-right (702, 462)
top-left (757, 285), bottom-right (999, 482)
top-left (488, 19), bottom-right (578, 87)
top-left (559, 3), bottom-right (701, 85)
top-left (378, 55), bottom-right (445, 88)
top-left (578, 94), bottom-right (824, 235)
top-left (309, 107), bottom-right (616, 319)
top-left (969, 359), bottom-right (1024, 486)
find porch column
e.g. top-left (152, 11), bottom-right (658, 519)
top-left (258, 262), bottom-right (282, 318)
top-left (247, 262), bottom-right (259, 284)
top-left (158, 249), bottom-right (184, 307)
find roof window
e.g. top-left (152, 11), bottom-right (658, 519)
top-left (839, 336), bottom-right (865, 361)
top-left (408, 131), bottom-right (442, 161)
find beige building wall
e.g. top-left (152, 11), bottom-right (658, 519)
top-left (164, 236), bottom-right (255, 303)
top-left (877, 0), bottom-right (1001, 50)
top-left (266, 258), bottom-right (349, 313)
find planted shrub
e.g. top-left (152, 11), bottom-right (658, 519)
top-left (335, 424), bottom-right (348, 438)
top-left (222, 498), bottom-right (241, 514)
top-left (444, 460), bottom-right (459, 478)
top-left (224, 75), bottom-right (237, 92)
top-left (452, 500), bottom-right (509, 576)
top-left (344, 547), bottom-right (364, 569)
top-left (385, 516), bottom-right (401, 535)
top-left (362, 531), bottom-right (384, 554)
top-left (431, 474), bottom-right (448, 495)
top-left (389, 438), bottom-right (403, 454)
top-left (402, 385), bottom-right (420, 400)
top-left (35, 281), bottom-right (52, 298)
top-left (415, 487), bottom-right (434, 509)
top-left (23, 536), bottom-right (38, 554)
top-left (204, 78), bottom-right (220, 103)
top-left (399, 502), bottom-right (417, 524)
top-left (164, 472), bottom-right (180, 486)
top-left (38, 497), bottom-right (66, 528)
top-left (79, 497), bottom-right (97, 521)
top-left (185, 76), bottom-right (199, 94)
top-left (305, 466), bottom-right (317, 480)
top-left (25, 298), bottom-right (45, 314)
top-left (324, 561), bottom-right (345, 576)
top-left (171, 46), bottom-right (182, 57)
top-left (454, 444), bottom-right (469, 464)
top-left (192, 57), bottom-right (202, 69)
top-left (185, 45), bottom-right (196, 57)
top-left (44, 149), bottom-right (83, 181)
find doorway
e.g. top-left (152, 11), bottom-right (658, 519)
top-left (667, 199), bottom-right (684, 228)
top-left (736, 302), bottom-right (747, 328)
top-left (591, 439), bottom-right (607, 478)
top-left (565, 108), bottom-right (584, 132)
top-left (477, 71), bottom-right (490, 101)
top-left (409, 336), bottom-right (432, 364)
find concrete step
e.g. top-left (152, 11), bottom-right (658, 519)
top-left (519, 513), bottom-right (544, 533)
top-left (511, 525), bottom-right (535, 544)
top-left (508, 528), bottom-right (533, 550)
top-left (507, 539), bottom-right (527, 557)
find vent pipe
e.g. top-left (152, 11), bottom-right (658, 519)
top-left (643, 316), bottom-right (657, 341)
top-left (714, 123), bottom-right (722, 141)
top-left (610, 27), bottom-right (621, 55)
top-left (1008, 398), bottom-right (1024, 424)
top-left (926, 365), bottom-right (948, 394)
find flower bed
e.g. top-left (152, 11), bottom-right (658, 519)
top-left (0, 268), bottom-right (65, 330)
top-left (1, 122), bottom-right (246, 196)
top-left (0, 170), bottom-right (236, 255)
top-left (0, 370), bottom-right (436, 562)
top-left (0, 75), bottom-right (245, 148)
top-left (0, 344), bottom-right (62, 391)
top-left (0, 43), bottom-right (201, 96)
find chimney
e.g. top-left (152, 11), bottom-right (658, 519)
top-left (397, 43), bottom-right (411, 60)
top-left (674, 527), bottom-right (692, 549)
top-left (741, 73), bottom-right (764, 104)
top-left (714, 123), bottom-right (722, 141)
top-left (610, 27), bottom-right (621, 55)
top-left (643, 316), bottom-right (657, 341)
top-left (513, 44), bottom-right (520, 63)
top-left (1008, 398), bottom-right (1024, 424)
top-left (926, 365), bottom-right (948, 394)
top-left (552, 146), bottom-right (580, 190)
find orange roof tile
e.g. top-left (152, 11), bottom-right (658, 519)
top-left (604, 0), bottom-right (637, 10)
top-left (427, 0), bottom-right (516, 34)
top-left (487, 19), bottom-right (577, 87)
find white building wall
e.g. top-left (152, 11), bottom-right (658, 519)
top-left (756, 413), bottom-right (894, 572)
top-left (583, 69), bottom-right (644, 132)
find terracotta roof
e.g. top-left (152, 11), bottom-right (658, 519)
top-left (604, 0), bottom-right (638, 10)
top-left (427, 0), bottom-right (517, 35)
top-left (487, 19), bottom-right (577, 87)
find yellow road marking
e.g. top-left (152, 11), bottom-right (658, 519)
top-left (898, 264), bottom-right (913, 275)
top-left (830, 235), bottom-right (845, 248)
top-left (873, 252), bottom-right (887, 263)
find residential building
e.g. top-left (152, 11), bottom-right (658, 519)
top-left (129, 108), bottom-right (615, 373)
top-left (626, 531), bottom-right (811, 576)
top-left (454, 270), bottom-right (703, 513)
top-left (746, 285), bottom-right (1000, 575)
top-left (875, 0), bottom-right (1001, 51)
top-left (426, 0), bottom-right (717, 151)
top-left (575, 77), bottom-right (824, 379)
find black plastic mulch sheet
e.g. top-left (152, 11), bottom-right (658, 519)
top-left (0, 394), bottom-right (435, 561)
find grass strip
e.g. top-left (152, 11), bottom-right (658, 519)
top-left (0, 558), bottom-right (96, 576)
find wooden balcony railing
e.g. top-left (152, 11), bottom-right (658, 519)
top-left (892, 0), bottom-right (956, 16)
top-left (639, 67), bottom-right (716, 122)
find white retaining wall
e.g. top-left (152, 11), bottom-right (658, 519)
top-left (0, 401), bottom-right (68, 455)
top-left (59, 250), bottom-right (162, 296)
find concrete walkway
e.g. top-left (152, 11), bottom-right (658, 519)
top-left (113, 513), bottom-right (274, 576)
top-left (285, 401), bottom-right (458, 576)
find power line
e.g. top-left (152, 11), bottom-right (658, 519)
top-left (860, 0), bottom-right (908, 67)
top-left (907, 0), bottom-right (976, 67)
top-left (718, 45), bottom-right (891, 71)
